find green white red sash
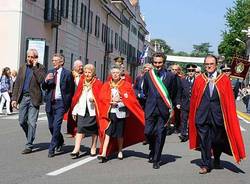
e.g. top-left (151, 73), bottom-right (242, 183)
top-left (149, 69), bottom-right (173, 111)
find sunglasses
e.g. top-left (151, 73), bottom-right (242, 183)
top-left (153, 62), bottom-right (163, 64)
top-left (223, 69), bottom-right (231, 72)
top-left (187, 69), bottom-right (195, 72)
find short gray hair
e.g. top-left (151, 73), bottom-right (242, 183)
top-left (110, 64), bottom-right (122, 73)
top-left (84, 64), bottom-right (96, 76)
top-left (73, 59), bottom-right (83, 69)
top-left (27, 48), bottom-right (38, 58)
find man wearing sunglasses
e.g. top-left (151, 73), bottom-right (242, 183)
top-left (189, 54), bottom-right (245, 174)
top-left (177, 64), bottom-right (196, 142)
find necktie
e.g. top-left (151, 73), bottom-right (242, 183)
top-left (51, 70), bottom-right (58, 101)
top-left (208, 74), bottom-right (214, 97)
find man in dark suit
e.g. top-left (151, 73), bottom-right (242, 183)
top-left (143, 52), bottom-right (177, 169)
top-left (42, 53), bottom-right (75, 158)
top-left (189, 55), bottom-right (246, 174)
top-left (177, 64), bottom-right (196, 142)
top-left (12, 49), bottom-right (46, 154)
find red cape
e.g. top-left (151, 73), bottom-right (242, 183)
top-left (98, 80), bottom-right (145, 156)
top-left (189, 73), bottom-right (246, 163)
top-left (67, 76), bottom-right (103, 136)
top-left (107, 73), bottom-right (133, 83)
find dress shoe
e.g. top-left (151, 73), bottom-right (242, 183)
top-left (153, 162), bottom-right (160, 169)
top-left (199, 167), bottom-right (210, 174)
top-left (213, 159), bottom-right (223, 169)
top-left (70, 152), bottom-right (80, 159)
top-left (117, 151), bottom-right (123, 160)
top-left (142, 140), bottom-right (148, 145)
top-left (97, 155), bottom-right (108, 163)
top-left (22, 148), bottom-right (32, 154)
top-left (179, 135), bottom-right (188, 142)
top-left (56, 144), bottom-right (64, 152)
top-left (48, 152), bottom-right (55, 158)
top-left (90, 149), bottom-right (97, 157)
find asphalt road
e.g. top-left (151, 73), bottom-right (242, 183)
top-left (0, 108), bottom-right (249, 184)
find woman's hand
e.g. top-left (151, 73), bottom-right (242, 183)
top-left (72, 115), bottom-right (77, 121)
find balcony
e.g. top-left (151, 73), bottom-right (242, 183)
top-left (44, 8), bottom-right (61, 27)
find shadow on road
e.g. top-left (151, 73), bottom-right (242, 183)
top-left (190, 159), bottom-right (245, 173)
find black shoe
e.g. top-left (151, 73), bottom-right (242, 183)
top-left (56, 145), bottom-right (64, 153)
top-left (153, 162), bottom-right (160, 169)
top-left (148, 151), bottom-right (154, 163)
top-left (213, 159), bottom-right (223, 169)
top-left (70, 152), bottom-right (80, 159)
top-left (97, 156), bottom-right (108, 163)
top-left (142, 140), bottom-right (148, 145)
top-left (179, 135), bottom-right (188, 142)
top-left (22, 148), bottom-right (32, 154)
top-left (48, 152), bottom-right (55, 158)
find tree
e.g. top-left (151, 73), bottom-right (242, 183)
top-left (190, 42), bottom-right (213, 57)
top-left (150, 39), bottom-right (173, 54)
top-left (218, 0), bottom-right (250, 62)
top-left (173, 51), bottom-right (190, 56)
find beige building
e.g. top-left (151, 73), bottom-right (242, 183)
top-left (0, 0), bottom-right (148, 80)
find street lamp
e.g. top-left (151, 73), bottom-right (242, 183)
top-left (235, 38), bottom-right (246, 45)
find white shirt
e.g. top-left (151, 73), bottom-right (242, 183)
top-left (72, 87), bottom-right (96, 117)
top-left (55, 67), bottom-right (62, 100)
top-left (110, 88), bottom-right (127, 119)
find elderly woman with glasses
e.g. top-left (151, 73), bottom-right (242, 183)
top-left (70, 64), bottom-right (102, 158)
top-left (98, 64), bottom-right (145, 162)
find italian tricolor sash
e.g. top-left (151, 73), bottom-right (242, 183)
top-left (149, 69), bottom-right (173, 111)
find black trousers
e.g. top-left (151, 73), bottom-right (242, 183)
top-left (144, 106), bottom-right (168, 163)
top-left (196, 122), bottom-right (230, 169)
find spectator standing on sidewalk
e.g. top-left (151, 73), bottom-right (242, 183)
top-left (12, 49), bottom-right (46, 154)
top-left (0, 67), bottom-right (12, 115)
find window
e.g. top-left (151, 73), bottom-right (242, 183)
top-left (94, 15), bottom-right (100, 38)
top-left (70, 53), bottom-right (74, 69)
top-left (80, 3), bottom-right (87, 29)
top-left (72, 0), bottom-right (78, 24)
top-left (115, 33), bottom-right (118, 50)
top-left (101, 23), bottom-right (106, 43)
top-left (88, 10), bottom-right (93, 34)
top-left (61, 0), bottom-right (69, 18)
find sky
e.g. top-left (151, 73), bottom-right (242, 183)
top-left (139, 0), bottom-right (235, 54)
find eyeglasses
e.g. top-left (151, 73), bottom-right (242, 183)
top-left (196, 71), bottom-right (201, 74)
top-left (223, 69), bottom-right (231, 72)
top-left (187, 69), bottom-right (195, 72)
top-left (204, 63), bottom-right (215, 66)
top-left (153, 62), bottom-right (163, 64)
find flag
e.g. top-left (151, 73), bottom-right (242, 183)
top-left (140, 45), bottom-right (149, 64)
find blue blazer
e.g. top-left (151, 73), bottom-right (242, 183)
top-left (143, 69), bottom-right (178, 120)
top-left (42, 68), bottom-right (75, 113)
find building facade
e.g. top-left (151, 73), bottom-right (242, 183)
top-left (0, 0), bottom-right (148, 80)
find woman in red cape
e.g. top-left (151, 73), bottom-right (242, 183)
top-left (98, 65), bottom-right (145, 162)
top-left (189, 73), bottom-right (246, 164)
top-left (69, 64), bottom-right (102, 158)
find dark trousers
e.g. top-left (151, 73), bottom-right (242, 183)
top-left (180, 110), bottom-right (189, 136)
top-left (46, 100), bottom-right (65, 154)
top-left (144, 107), bottom-right (168, 163)
top-left (174, 107), bottom-right (181, 131)
top-left (196, 122), bottom-right (227, 169)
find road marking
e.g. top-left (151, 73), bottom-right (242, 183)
top-left (237, 115), bottom-right (250, 124)
top-left (46, 156), bottom-right (97, 176)
top-left (240, 126), bottom-right (246, 131)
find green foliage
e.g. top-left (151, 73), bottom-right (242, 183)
top-left (218, 0), bottom-right (250, 62)
top-left (190, 42), bottom-right (213, 57)
top-left (172, 51), bottom-right (190, 56)
top-left (150, 39), bottom-right (173, 54)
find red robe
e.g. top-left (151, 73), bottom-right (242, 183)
top-left (189, 73), bottom-right (246, 163)
top-left (67, 76), bottom-right (103, 136)
top-left (98, 80), bottom-right (145, 156)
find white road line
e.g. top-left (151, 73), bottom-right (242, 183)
top-left (240, 126), bottom-right (246, 131)
top-left (46, 156), bottom-right (97, 176)
top-left (237, 115), bottom-right (250, 124)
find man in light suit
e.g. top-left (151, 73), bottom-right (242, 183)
top-left (42, 53), bottom-right (75, 158)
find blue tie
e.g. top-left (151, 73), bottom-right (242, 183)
top-left (209, 74), bottom-right (214, 97)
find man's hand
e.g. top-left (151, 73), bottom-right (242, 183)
top-left (176, 104), bottom-right (181, 109)
top-left (12, 101), bottom-right (17, 109)
top-left (72, 115), bottom-right (77, 121)
top-left (45, 73), bottom-right (54, 82)
top-left (33, 58), bottom-right (38, 67)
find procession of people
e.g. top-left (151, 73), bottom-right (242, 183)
top-left (2, 48), bottom-right (246, 174)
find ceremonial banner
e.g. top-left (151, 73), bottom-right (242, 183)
top-left (230, 57), bottom-right (250, 79)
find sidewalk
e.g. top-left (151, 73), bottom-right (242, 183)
top-left (236, 100), bottom-right (250, 121)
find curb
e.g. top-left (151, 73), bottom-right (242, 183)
top-left (237, 111), bottom-right (250, 122)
